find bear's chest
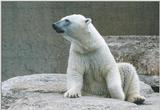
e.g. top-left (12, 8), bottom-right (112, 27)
top-left (82, 57), bottom-right (109, 96)
top-left (83, 54), bottom-right (107, 85)
top-left (80, 48), bottom-right (114, 96)
top-left (82, 52), bottom-right (108, 82)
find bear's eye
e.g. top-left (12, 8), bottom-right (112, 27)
top-left (65, 19), bottom-right (70, 23)
top-left (64, 19), bottom-right (71, 26)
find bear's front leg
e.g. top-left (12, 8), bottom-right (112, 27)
top-left (64, 72), bottom-right (83, 98)
top-left (106, 67), bottom-right (125, 100)
top-left (64, 51), bottom-right (84, 98)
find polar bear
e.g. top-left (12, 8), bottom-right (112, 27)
top-left (52, 14), bottom-right (145, 104)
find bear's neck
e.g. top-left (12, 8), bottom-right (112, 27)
top-left (71, 24), bottom-right (107, 54)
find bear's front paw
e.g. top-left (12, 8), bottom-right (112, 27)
top-left (128, 95), bottom-right (145, 104)
top-left (64, 89), bottom-right (81, 98)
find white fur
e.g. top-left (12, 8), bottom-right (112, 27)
top-left (55, 14), bottom-right (145, 103)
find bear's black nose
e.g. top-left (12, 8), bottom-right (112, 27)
top-left (52, 23), bottom-right (57, 30)
top-left (52, 23), bottom-right (64, 33)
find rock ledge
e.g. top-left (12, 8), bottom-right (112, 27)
top-left (2, 74), bottom-right (159, 110)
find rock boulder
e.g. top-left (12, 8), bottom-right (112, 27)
top-left (2, 74), bottom-right (158, 110)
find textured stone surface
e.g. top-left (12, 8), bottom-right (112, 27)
top-left (106, 36), bottom-right (159, 76)
top-left (139, 75), bottom-right (159, 87)
top-left (2, 2), bottom-right (159, 81)
top-left (139, 75), bottom-right (159, 92)
top-left (6, 93), bottom-right (160, 110)
top-left (2, 74), bottom-right (155, 110)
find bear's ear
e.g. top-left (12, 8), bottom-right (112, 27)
top-left (85, 18), bottom-right (92, 24)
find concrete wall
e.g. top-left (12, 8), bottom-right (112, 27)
top-left (2, 2), bottom-right (159, 81)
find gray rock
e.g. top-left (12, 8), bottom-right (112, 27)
top-left (2, 74), bottom-right (155, 110)
top-left (2, 74), bottom-right (66, 95)
top-left (139, 75), bottom-right (159, 87)
top-left (4, 93), bottom-right (160, 110)
top-left (139, 75), bottom-right (159, 92)
top-left (105, 36), bottom-right (159, 76)
top-left (2, 74), bottom-right (66, 110)
top-left (139, 81), bottom-right (154, 97)
top-left (7, 94), bottom-right (138, 110)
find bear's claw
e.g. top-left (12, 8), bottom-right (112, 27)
top-left (64, 89), bottom-right (81, 98)
top-left (128, 95), bottom-right (145, 104)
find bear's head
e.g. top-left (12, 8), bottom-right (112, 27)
top-left (52, 14), bottom-right (92, 41)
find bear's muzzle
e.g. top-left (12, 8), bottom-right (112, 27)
top-left (52, 23), bottom-right (64, 33)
